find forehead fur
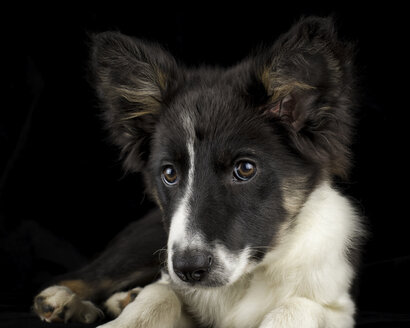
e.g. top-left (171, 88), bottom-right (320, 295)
top-left (92, 16), bottom-right (356, 178)
top-left (161, 67), bottom-right (266, 136)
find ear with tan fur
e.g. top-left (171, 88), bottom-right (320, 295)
top-left (258, 16), bottom-right (356, 178)
top-left (90, 32), bottom-right (179, 172)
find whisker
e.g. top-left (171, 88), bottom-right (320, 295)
top-left (153, 247), bottom-right (169, 269)
top-left (153, 247), bottom-right (167, 256)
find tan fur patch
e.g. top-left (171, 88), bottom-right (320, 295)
top-left (122, 109), bottom-right (159, 120)
top-left (118, 292), bottom-right (132, 310)
top-left (59, 279), bottom-right (112, 299)
top-left (261, 68), bottom-right (314, 103)
top-left (280, 176), bottom-right (311, 218)
top-left (151, 187), bottom-right (164, 212)
top-left (119, 290), bottom-right (139, 310)
top-left (60, 280), bottom-right (91, 299)
top-left (114, 85), bottom-right (160, 108)
top-left (154, 65), bottom-right (169, 91)
top-left (43, 311), bottom-right (54, 319)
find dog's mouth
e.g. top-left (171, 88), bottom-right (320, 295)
top-left (168, 245), bottom-right (254, 288)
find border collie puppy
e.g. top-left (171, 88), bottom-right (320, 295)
top-left (33, 16), bottom-right (365, 328)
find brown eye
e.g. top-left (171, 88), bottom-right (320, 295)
top-left (162, 165), bottom-right (178, 186)
top-left (233, 161), bottom-right (256, 181)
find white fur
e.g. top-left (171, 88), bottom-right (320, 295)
top-left (104, 287), bottom-right (143, 317)
top-left (104, 291), bottom-right (129, 318)
top-left (183, 182), bottom-right (360, 328)
top-left (102, 182), bottom-right (362, 328)
top-left (166, 138), bottom-right (197, 280)
top-left (214, 243), bottom-right (254, 285)
top-left (97, 280), bottom-right (193, 328)
top-left (167, 115), bottom-right (209, 282)
top-left (166, 138), bottom-right (195, 251)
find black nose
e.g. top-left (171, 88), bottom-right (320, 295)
top-left (172, 251), bottom-right (213, 283)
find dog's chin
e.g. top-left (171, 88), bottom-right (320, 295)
top-left (167, 269), bottom-right (227, 289)
top-left (173, 279), bottom-right (228, 290)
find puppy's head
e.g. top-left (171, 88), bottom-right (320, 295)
top-left (91, 17), bottom-right (356, 288)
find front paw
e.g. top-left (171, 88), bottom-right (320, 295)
top-left (104, 287), bottom-right (143, 318)
top-left (97, 282), bottom-right (184, 328)
top-left (33, 286), bottom-right (103, 323)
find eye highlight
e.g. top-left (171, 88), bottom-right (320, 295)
top-left (233, 161), bottom-right (257, 181)
top-left (162, 165), bottom-right (178, 186)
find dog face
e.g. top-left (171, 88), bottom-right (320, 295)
top-left (148, 82), bottom-right (317, 287)
top-left (91, 17), bottom-right (355, 287)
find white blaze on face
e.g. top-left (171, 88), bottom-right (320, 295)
top-left (166, 114), bottom-right (253, 285)
top-left (167, 116), bottom-right (197, 279)
top-left (215, 244), bottom-right (253, 285)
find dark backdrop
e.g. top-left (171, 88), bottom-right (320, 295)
top-left (1, 3), bottom-right (409, 327)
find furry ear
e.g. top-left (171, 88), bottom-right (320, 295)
top-left (90, 32), bottom-right (179, 172)
top-left (257, 16), bottom-right (356, 178)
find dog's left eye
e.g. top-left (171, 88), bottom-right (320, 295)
top-left (233, 161), bottom-right (257, 181)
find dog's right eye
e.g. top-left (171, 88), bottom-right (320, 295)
top-left (162, 165), bottom-right (178, 186)
top-left (233, 161), bottom-right (257, 182)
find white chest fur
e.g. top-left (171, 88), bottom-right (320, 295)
top-left (178, 182), bottom-right (363, 328)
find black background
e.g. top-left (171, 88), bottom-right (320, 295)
top-left (1, 3), bottom-right (409, 327)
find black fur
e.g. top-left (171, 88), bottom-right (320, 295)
top-left (47, 210), bottom-right (166, 303)
top-left (90, 16), bottom-right (356, 274)
top-left (92, 16), bottom-right (356, 181)
top-left (35, 16), bottom-right (360, 321)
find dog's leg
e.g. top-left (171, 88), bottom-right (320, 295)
top-left (259, 297), bottom-right (324, 328)
top-left (97, 281), bottom-right (194, 328)
top-left (259, 296), bottom-right (354, 328)
top-left (33, 210), bottom-right (167, 323)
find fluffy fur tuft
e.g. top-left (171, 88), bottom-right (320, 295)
top-left (90, 32), bottom-right (180, 172)
top-left (256, 16), bottom-right (357, 179)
